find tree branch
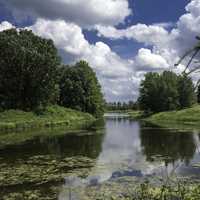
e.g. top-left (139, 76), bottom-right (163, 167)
top-left (183, 49), bottom-right (200, 74)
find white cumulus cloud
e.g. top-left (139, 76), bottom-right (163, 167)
top-left (96, 23), bottom-right (170, 47)
top-left (135, 48), bottom-right (169, 71)
top-left (1, 0), bottom-right (200, 101)
top-left (28, 19), bottom-right (134, 101)
top-left (0, 21), bottom-right (15, 32)
top-left (5, 0), bottom-right (131, 27)
top-left (97, 0), bottom-right (200, 74)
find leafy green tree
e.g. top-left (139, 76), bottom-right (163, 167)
top-left (59, 61), bottom-right (104, 117)
top-left (139, 72), bottom-right (162, 113)
top-left (197, 85), bottom-right (200, 104)
top-left (178, 75), bottom-right (196, 108)
top-left (0, 29), bottom-right (61, 111)
top-left (138, 71), bottom-right (195, 113)
top-left (159, 71), bottom-right (180, 111)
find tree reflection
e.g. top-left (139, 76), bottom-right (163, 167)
top-left (0, 128), bottom-right (105, 161)
top-left (140, 128), bottom-right (196, 165)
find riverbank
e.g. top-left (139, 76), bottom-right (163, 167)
top-left (0, 105), bottom-right (95, 134)
top-left (129, 105), bottom-right (200, 130)
top-left (146, 105), bottom-right (200, 129)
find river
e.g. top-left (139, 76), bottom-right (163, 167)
top-left (0, 113), bottom-right (200, 199)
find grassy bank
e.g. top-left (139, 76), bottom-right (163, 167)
top-left (128, 110), bottom-right (145, 119)
top-left (145, 105), bottom-right (200, 129)
top-left (0, 105), bottom-right (95, 134)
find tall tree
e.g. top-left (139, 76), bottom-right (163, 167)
top-left (59, 61), bottom-right (104, 117)
top-left (197, 85), bottom-right (200, 104)
top-left (138, 71), bottom-right (195, 113)
top-left (178, 75), bottom-right (196, 108)
top-left (0, 29), bottom-right (61, 111)
top-left (139, 72), bottom-right (162, 113)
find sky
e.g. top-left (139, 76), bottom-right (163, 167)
top-left (0, 0), bottom-right (199, 102)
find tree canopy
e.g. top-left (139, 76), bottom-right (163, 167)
top-left (59, 61), bottom-right (104, 117)
top-left (0, 29), bottom-right (61, 111)
top-left (138, 71), bottom-right (196, 113)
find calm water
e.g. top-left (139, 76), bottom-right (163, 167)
top-left (1, 113), bottom-right (200, 199)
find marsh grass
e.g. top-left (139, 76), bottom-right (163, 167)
top-left (80, 178), bottom-right (200, 200)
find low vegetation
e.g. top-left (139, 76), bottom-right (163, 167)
top-left (82, 178), bottom-right (200, 200)
top-left (0, 105), bottom-right (95, 133)
top-left (128, 110), bottom-right (144, 119)
top-left (146, 104), bottom-right (200, 129)
top-left (1, 155), bottom-right (200, 200)
top-left (0, 155), bottom-right (96, 200)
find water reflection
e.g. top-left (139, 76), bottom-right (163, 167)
top-left (0, 129), bottom-right (104, 161)
top-left (64, 115), bottom-right (200, 184)
top-left (140, 128), bottom-right (196, 165)
top-left (1, 113), bottom-right (200, 199)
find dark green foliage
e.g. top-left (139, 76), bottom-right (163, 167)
top-left (178, 75), bottom-right (196, 108)
top-left (140, 128), bottom-right (196, 165)
top-left (139, 71), bottom-right (179, 113)
top-left (0, 29), bottom-right (61, 111)
top-left (106, 101), bottom-right (138, 111)
top-left (139, 72), bottom-right (161, 113)
top-left (59, 61), bottom-right (104, 117)
top-left (139, 71), bottom-right (196, 113)
top-left (198, 85), bottom-right (200, 104)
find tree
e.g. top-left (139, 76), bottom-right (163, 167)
top-left (178, 75), bottom-right (196, 108)
top-left (0, 29), bottom-right (61, 111)
top-left (59, 61), bottom-right (104, 117)
top-left (197, 85), bottom-right (200, 104)
top-left (159, 71), bottom-right (180, 111)
top-left (138, 71), bottom-right (195, 113)
top-left (139, 72), bottom-right (165, 113)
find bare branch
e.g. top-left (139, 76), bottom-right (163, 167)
top-left (183, 49), bottom-right (200, 73)
top-left (195, 79), bottom-right (200, 90)
top-left (174, 48), bottom-right (196, 67)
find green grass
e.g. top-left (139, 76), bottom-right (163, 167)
top-left (146, 104), bottom-right (200, 129)
top-left (128, 110), bottom-right (145, 119)
top-left (0, 105), bottom-right (95, 133)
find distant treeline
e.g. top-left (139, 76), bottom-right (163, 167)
top-left (0, 29), bottom-right (104, 117)
top-left (105, 101), bottom-right (138, 111)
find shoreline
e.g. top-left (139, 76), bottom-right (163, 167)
top-left (128, 105), bottom-right (200, 130)
top-left (0, 105), bottom-right (95, 134)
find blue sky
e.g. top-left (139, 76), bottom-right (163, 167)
top-left (128, 0), bottom-right (190, 24)
top-left (0, 0), bottom-right (199, 102)
top-left (85, 0), bottom-right (191, 58)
